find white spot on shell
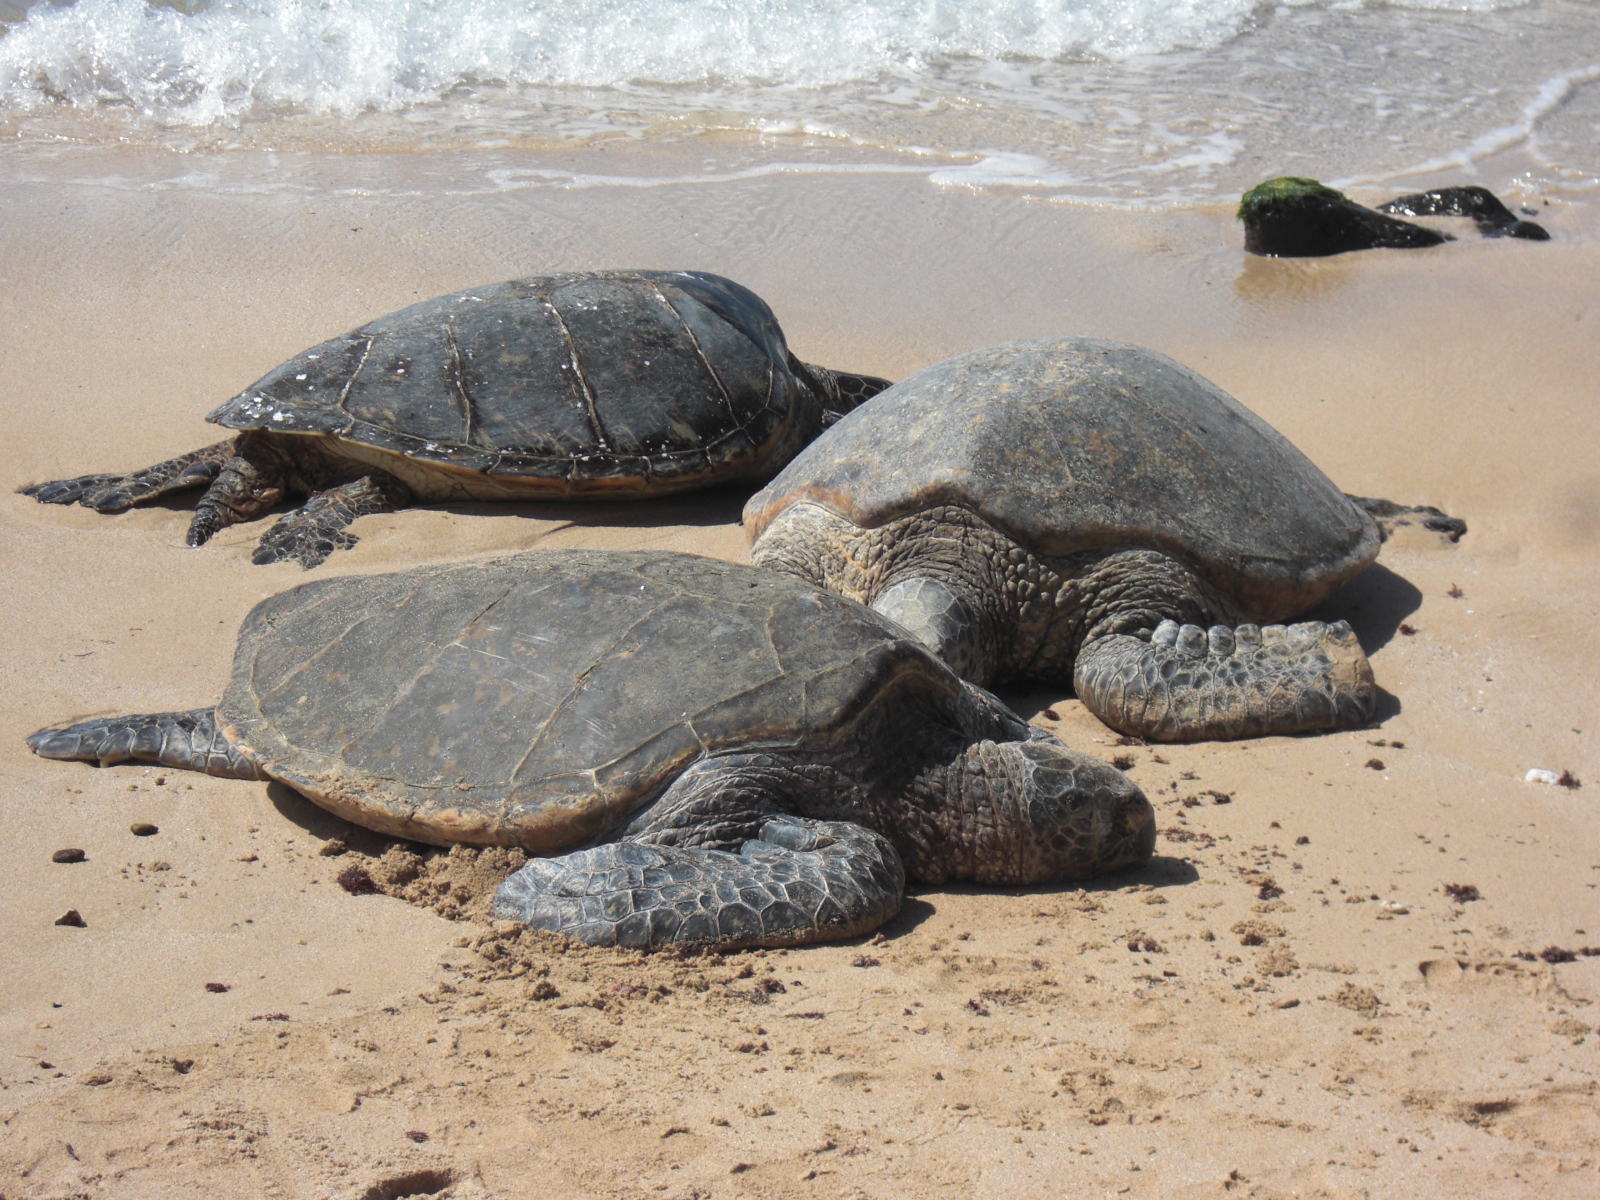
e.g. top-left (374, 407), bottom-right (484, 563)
top-left (295, 373), bottom-right (307, 380)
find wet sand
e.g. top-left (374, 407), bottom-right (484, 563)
top-left (2, 143), bottom-right (1597, 1198)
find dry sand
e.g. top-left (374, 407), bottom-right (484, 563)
top-left (1, 144), bottom-right (1597, 1199)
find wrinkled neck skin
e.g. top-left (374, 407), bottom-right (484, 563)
top-left (751, 502), bottom-right (1243, 685)
top-left (897, 740), bottom-right (1039, 885)
top-left (623, 743), bottom-right (1035, 887)
top-left (785, 355), bottom-right (846, 421)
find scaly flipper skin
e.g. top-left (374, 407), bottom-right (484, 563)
top-left (1073, 618), bottom-right (1375, 742)
top-left (252, 474), bottom-right (411, 569)
top-left (27, 707), bottom-right (263, 779)
top-left (184, 432), bottom-right (414, 557)
top-left (493, 816), bottom-right (904, 950)
top-left (19, 440), bottom-right (237, 511)
top-left (492, 753), bottom-right (905, 949)
top-left (752, 503), bottom-right (1379, 742)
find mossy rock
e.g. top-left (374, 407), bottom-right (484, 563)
top-left (1377, 186), bottom-right (1549, 241)
top-left (1237, 176), bottom-right (1448, 257)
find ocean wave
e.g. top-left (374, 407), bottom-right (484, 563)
top-left (0, 0), bottom-right (1534, 126)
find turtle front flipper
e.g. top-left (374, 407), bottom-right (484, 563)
top-left (27, 707), bottom-right (264, 779)
top-left (19, 440), bottom-right (236, 511)
top-left (492, 817), bottom-right (904, 951)
top-left (252, 474), bottom-right (411, 569)
top-left (1073, 619), bottom-right (1375, 743)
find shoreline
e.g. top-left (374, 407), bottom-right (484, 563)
top-left (2, 143), bottom-right (1597, 1197)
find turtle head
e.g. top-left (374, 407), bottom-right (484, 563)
top-left (786, 355), bottom-right (893, 423)
top-left (951, 739), bottom-right (1154, 886)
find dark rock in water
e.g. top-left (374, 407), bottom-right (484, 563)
top-left (1347, 495), bottom-right (1468, 543)
top-left (1238, 177), bottom-right (1448, 257)
top-left (1376, 186), bottom-right (1549, 241)
top-left (55, 909), bottom-right (87, 927)
top-left (52, 848), bottom-right (87, 864)
top-left (130, 821), bottom-right (159, 836)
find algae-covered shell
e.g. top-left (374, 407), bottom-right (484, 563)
top-left (206, 271), bottom-right (818, 493)
top-left (744, 338), bottom-right (1378, 618)
top-left (218, 550), bottom-right (961, 849)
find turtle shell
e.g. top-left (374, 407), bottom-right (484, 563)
top-left (205, 271), bottom-right (817, 492)
top-left (217, 550), bottom-right (962, 850)
top-left (744, 338), bottom-right (1379, 619)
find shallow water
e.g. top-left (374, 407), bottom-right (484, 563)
top-left (2, 0), bottom-right (1598, 208)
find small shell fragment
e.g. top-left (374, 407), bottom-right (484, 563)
top-left (1525, 769), bottom-right (1561, 785)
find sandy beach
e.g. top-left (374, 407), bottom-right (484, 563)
top-left (2, 142), bottom-right (1597, 1198)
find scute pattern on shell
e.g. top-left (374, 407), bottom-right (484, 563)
top-left (217, 550), bottom-right (963, 851)
top-left (745, 338), bottom-right (1379, 618)
top-left (206, 271), bottom-right (811, 486)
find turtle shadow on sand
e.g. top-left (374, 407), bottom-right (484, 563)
top-left (874, 857), bottom-right (1200, 944)
top-left (264, 782), bottom-right (385, 850)
top-left (429, 481), bottom-right (751, 532)
top-left (1303, 562), bottom-right (1422, 656)
top-left (1303, 563), bottom-right (1422, 725)
top-left (129, 481), bottom-right (751, 550)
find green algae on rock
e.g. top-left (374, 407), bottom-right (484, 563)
top-left (1237, 176), bottom-right (1448, 257)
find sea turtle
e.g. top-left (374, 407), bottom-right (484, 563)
top-left (27, 549), bottom-right (1153, 950)
top-left (745, 338), bottom-right (1381, 743)
top-left (20, 271), bottom-right (889, 569)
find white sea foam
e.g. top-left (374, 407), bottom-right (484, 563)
top-left (0, 0), bottom-right (1594, 207)
top-left (1353, 60), bottom-right (1600, 183)
top-left (0, 0), bottom-right (1534, 125)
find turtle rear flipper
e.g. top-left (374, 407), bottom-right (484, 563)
top-left (19, 440), bottom-right (236, 511)
top-left (1074, 618), bottom-right (1375, 743)
top-left (27, 707), bottom-right (263, 779)
top-left (492, 817), bottom-right (903, 951)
